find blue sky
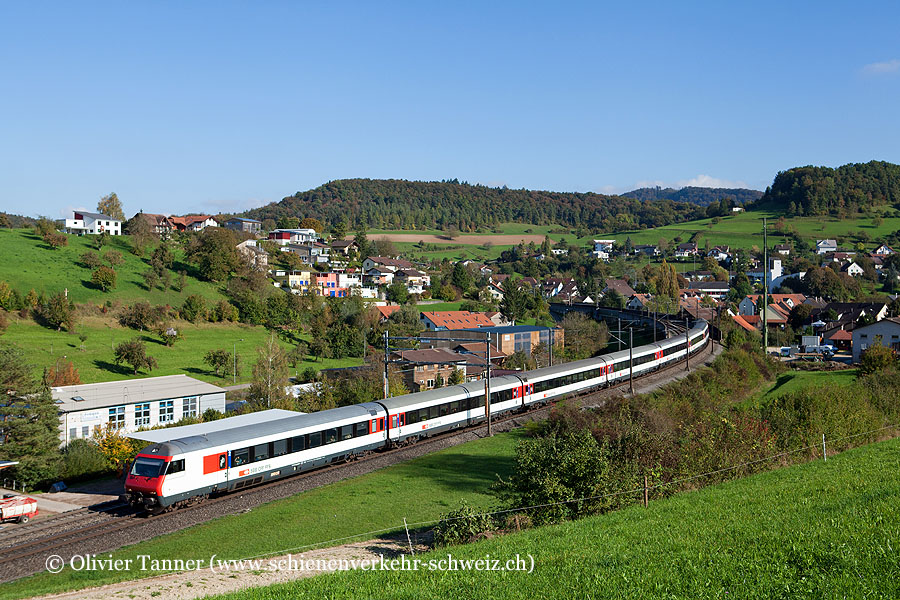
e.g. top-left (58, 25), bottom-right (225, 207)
top-left (1, 1), bottom-right (899, 219)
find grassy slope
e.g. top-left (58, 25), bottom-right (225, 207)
top-left (0, 430), bottom-right (523, 599)
top-left (1, 317), bottom-right (362, 385)
top-left (219, 436), bottom-right (900, 600)
top-left (749, 368), bottom-right (859, 406)
top-left (0, 228), bottom-right (227, 305)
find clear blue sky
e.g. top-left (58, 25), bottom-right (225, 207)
top-left (2, 1), bottom-right (899, 219)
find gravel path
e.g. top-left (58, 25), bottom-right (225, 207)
top-left (16, 343), bottom-right (720, 598)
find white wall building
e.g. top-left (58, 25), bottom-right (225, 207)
top-left (53, 375), bottom-right (226, 445)
top-left (64, 211), bottom-right (121, 236)
top-left (852, 317), bottom-right (900, 363)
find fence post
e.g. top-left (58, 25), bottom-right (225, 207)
top-left (822, 433), bottom-right (827, 462)
top-left (643, 474), bottom-right (649, 508)
top-left (403, 517), bottom-right (414, 555)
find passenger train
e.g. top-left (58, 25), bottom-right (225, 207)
top-left (124, 319), bottom-right (709, 512)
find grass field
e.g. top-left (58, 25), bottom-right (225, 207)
top-left (217, 435), bottom-right (900, 600)
top-left (0, 228), bottom-right (228, 305)
top-left (747, 368), bottom-right (859, 406)
top-left (0, 430), bottom-right (523, 599)
top-left (1, 317), bottom-right (362, 385)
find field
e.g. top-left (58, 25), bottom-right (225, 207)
top-left (0, 430), bottom-right (523, 599)
top-left (1, 317), bottom-right (362, 385)
top-left (749, 368), bottom-right (859, 405)
top-left (218, 435), bottom-right (900, 600)
top-left (0, 228), bottom-right (227, 305)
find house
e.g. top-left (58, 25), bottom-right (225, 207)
top-left (707, 246), bottom-right (731, 262)
top-left (551, 248), bottom-right (568, 256)
top-left (452, 342), bottom-right (507, 366)
top-left (374, 305), bottom-right (402, 323)
top-left (731, 314), bottom-right (758, 333)
top-left (739, 294), bottom-right (806, 316)
top-left (330, 239), bottom-right (358, 256)
top-left (541, 277), bottom-right (576, 299)
top-left (225, 217), bottom-right (261, 234)
top-left (592, 240), bottom-right (615, 260)
top-left (394, 269), bottom-right (430, 294)
top-left (420, 311), bottom-right (495, 331)
top-left (53, 375), bottom-right (226, 445)
top-left (603, 278), bottom-right (636, 299)
top-left (462, 325), bottom-right (564, 356)
top-left (747, 257), bottom-right (783, 289)
top-left (487, 282), bottom-right (505, 301)
top-left (236, 239), bottom-right (268, 270)
top-left (627, 293), bottom-right (652, 310)
top-left (816, 239), bottom-right (838, 255)
top-left (874, 244), bottom-right (894, 256)
top-left (268, 228), bottom-right (318, 245)
top-left (390, 349), bottom-right (466, 391)
top-left (674, 242), bottom-right (698, 258)
top-left (851, 317), bottom-right (900, 363)
top-left (826, 328), bottom-right (853, 352)
top-left (634, 244), bottom-right (660, 257)
top-left (684, 281), bottom-right (730, 299)
top-left (732, 206), bottom-right (744, 213)
top-left (362, 256), bottom-right (416, 273)
top-left (484, 311), bottom-right (513, 327)
top-left (774, 244), bottom-right (791, 256)
top-left (841, 262), bottom-right (865, 277)
top-left (132, 212), bottom-right (173, 236)
top-left (364, 267), bottom-right (395, 286)
top-left (64, 211), bottom-right (121, 236)
top-left (169, 215), bottom-right (218, 231)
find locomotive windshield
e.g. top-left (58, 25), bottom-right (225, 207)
top-left (131, 457), bottom-right (166, 478)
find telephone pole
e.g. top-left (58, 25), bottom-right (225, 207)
top-left (763, 218), bottom-right (768, 354)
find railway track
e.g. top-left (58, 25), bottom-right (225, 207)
top-left (0, 339), bottom-right (717, 582)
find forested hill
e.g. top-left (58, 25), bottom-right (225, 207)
top-left (758, 160), bottom-right (900, 216)
top-left (243, 179), bottom-right (706, 233)
top-left (622, 186), bottom-right (762, 206)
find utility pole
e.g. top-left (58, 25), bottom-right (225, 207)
top-left (383, 330), bottom-right (389, 399)
top-left (549, 328), bottom-right (554, 366)
top-left (763, 218), bottom-right (768, 354)
top-left (617, 318), bottom-right (622, 351)
top-left (629, 328), bottom-right (634, 396)
top-left (685, 318), bottom-right (690, 371)
top-left (485, 332), bottom-right (492, 436)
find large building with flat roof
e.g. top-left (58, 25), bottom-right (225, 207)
top-left (53, 375), bottom-right (226, 445)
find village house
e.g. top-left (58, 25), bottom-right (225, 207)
top-left (362, 256), bottom-right (416, 273)
top-left (169, 215), bottom-right (218, 231)
top-left (816, 239), bottom-right (838, 255)
top-left (674, 242), bottom-right (699, 258)
top-left (774, 244), bottom-right (791, 256)
top-left (592, 240), bottom-right (615, 261)
top-left (65, 211), bottom-right (121, 236)
top-left (225, 217), bottom-right (262, 234)
top-left (394, 269), bottom-right (430, 294)
top-left (330, 239), bottom-right (358, 256)
top-left (873, 244), bottom-right (894, 256)
top-left (235, 239), bottom-right (268, 270)
top-left (131, 212), bottom-right (173, 236)
top-left (420, 311), bottom-right (495, 331)
top-left (390, 349), bottom-right (466, 391)
top-left (268, 228), bottom-right (318, 245)
top-left (738, 294), bottom-right (806, 317)
top-left (851, 317), bottom-right (900, 363)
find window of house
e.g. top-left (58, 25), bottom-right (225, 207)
top-left (135, 403), bottom-right (151, 426)
top-left (159, 400), bottom-right (174, 423)
top-left (108, 406), bottom-right (125, 429)
top-left (427, 379), bottom-right (435, 388)
top-left (82, 426), bottom-right (89, 438)
top-left (70, 427), bottom-right (77, 439)
top-left (182, 397), bottom-right (198, 418)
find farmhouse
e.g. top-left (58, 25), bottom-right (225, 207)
top-left (169, 215), bottom-right (218, 231)
top-left (53, 375), bottom-right (226, 445)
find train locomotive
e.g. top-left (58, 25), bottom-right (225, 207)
top-left (124, 319), bottom-right (709, 513)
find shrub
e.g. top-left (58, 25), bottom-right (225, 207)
top-left (119, 301), bottom-right (167, 331)
top-left (91, 266), bottom-right (117, 292)
top-left (80, 251), bottom-right (102, 269)
top-left (61, 439), bottom-right (112, 481)
top-left (180, 294), bottom-right (206, 322)
top-left (432, 501), bottom-right (496, 547)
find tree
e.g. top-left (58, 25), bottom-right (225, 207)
top-left (44, 359), bottom-right (81, 386)
top-left (80, 251), bottom-right (102, 269)
top-left (386, 282), bottom-right (409, 305)
top-left (448, 367), bottom-right (465, 385)
top-left (180, 294), bottom-right (206, 322)
top-left (93, 425), bottom-right (142, 472)
top-left (0, 345), bottom-right (61, 489)
top-left (248, 335), bottom-right (290, 407)
top-left (858, 343), bottom-right (897, 377)
top-left (156, 323), bottom-right (181, 347)
top-left (114, 338), bottom-right (158, 374)
top-left (91, 266), bottom-right (117, 292)
top-left (277, 216), bottom-right (300, 229)
top-left (0, 214), bottom-right (9, 228)
top-left (125, 213), bottom-right (155, 255)
top-left (185, 228), bottom-right (241, 282)
top-left (38, 291), bottom-right (76, 331)
top-left (499, 278), bottom-right (527, 323)
top-left (451, 262), bottom-right (473, 292)
top-left (141, 269), bottom-right (159, 291)
top-left (45, 232), bottom-right (68, 249)
top-left (299, 217), bottom-right (324, 233)
top-left (287, 342), bottom-right (308, 367)
top-left (102, 249), bottom-right (123, 267)
top-left (332, 220), bottom-right (348, 240)
top-left (656, 260), bottom-right (679, 300)
top-left (203, 348), bottom-right (232, 377)
top-left (150, 243), bottom-right (175, 273)
top-left (97, 192), bottom-right (125, 221)
top-left (560, 312), bottom-right (609, 360)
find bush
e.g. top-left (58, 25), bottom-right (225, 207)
top-left (119, 301), bottom-right (167, 331)
top-left (91, 266), bottom-right (117, 292)
top-left (80, 251), bottom-right (102, 269)
top-left (61, 439), bottom-right (112, 481)
top-left (180, 294), bottom-right (206, 322)
top-left (433, 501), bottom-right (496, 547)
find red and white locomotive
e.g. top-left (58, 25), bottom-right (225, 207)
top-left (124, 320), bottom-right (709, 512)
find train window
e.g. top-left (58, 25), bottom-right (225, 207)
top-left (391, 415), bottom-right (399, 428)
top-left (309, 432), bottom-right (322, 448)
top-left (166, 459), bottom-right (185, 474)
top-left (252, 443), bottom-right (269, 462)
top-left (449, 401), bottom-right (460, 413)
top-left (378, 418), bottom-right (385, 430)
top-left (232, 448), bottom-right (249, 467)
top-left (341, 426), bottom-right (354, 441)
top-left (355, 422), bottom-right (368, 437)
top-left (324, 429), bottom-right (338, 444)
top-left (291, 435), bottom-right (305, 452)
top-left (429, 405), bottom-right (440, 419)
top-left (273, 439), bottom-right (288, 457)
top-left (439, 403), bottom-right (450, 417)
